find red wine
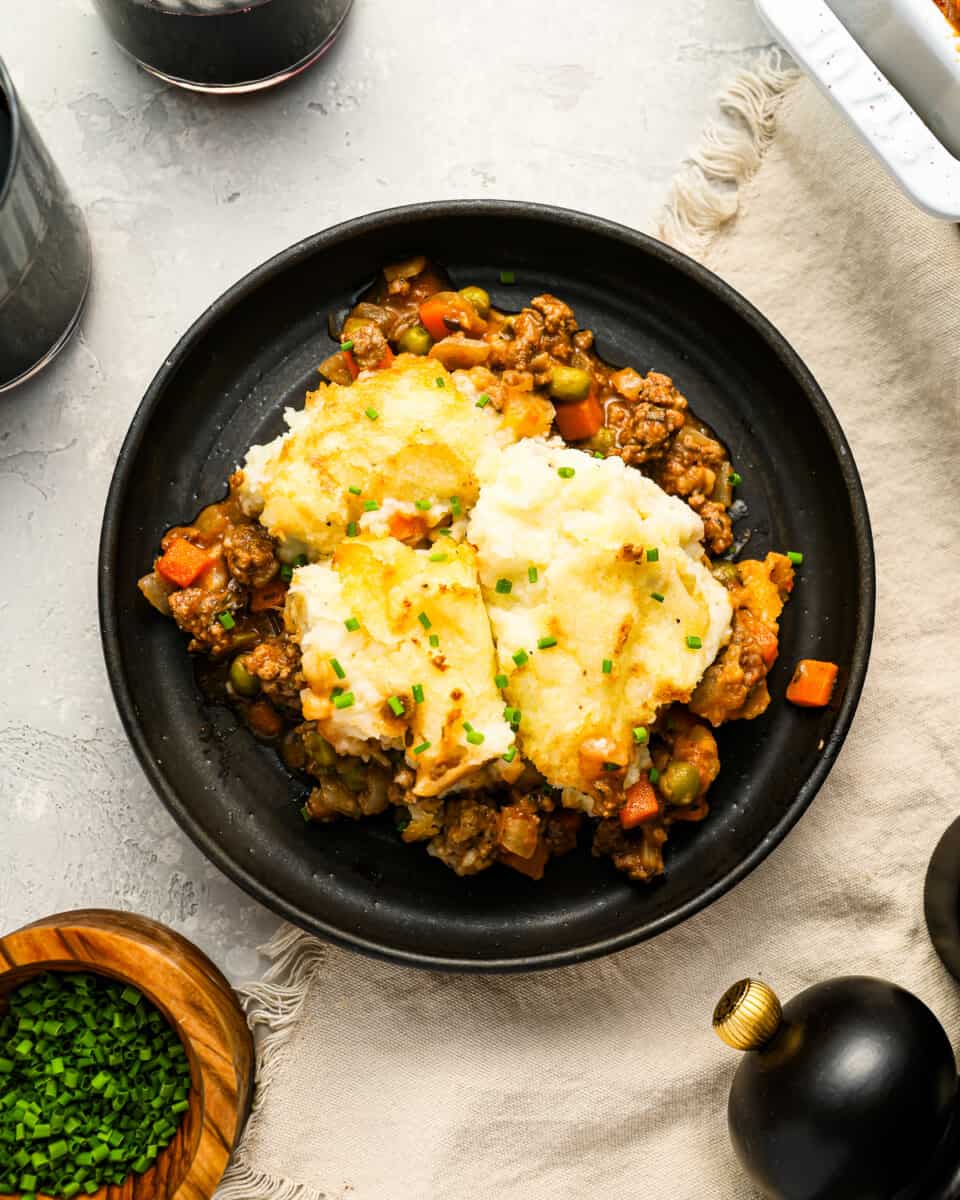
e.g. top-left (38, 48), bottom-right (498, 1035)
top-left (0, 61), bottom-right (90, 391)
top-left (92, 0), bottom-right (353, 93)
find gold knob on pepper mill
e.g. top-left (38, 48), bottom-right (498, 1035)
top-left (713, 979), bottom-right (782, 1051)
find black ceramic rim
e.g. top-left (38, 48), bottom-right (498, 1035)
top-left (99, 201), bottom-right (875, 971)
top-left (0, 57), bottom-right (21, 209)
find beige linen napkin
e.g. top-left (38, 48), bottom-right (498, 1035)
top-left (217, 65), bottom-right (960, 1200)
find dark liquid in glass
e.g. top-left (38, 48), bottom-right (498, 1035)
top-left (92, 0), bottom-right (353, 91)
top-left (0, 75), bottom-right (91, 391)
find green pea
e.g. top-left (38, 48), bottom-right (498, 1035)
top-left (459, 286), bottom-right (491, 319)
top-left (549, 366), bottom-right (593, 403)
top-left (303, 731), bottom-right (336, 769)
top-left (229, 657), bottom-right (261, 698)
top-left (396, 325), bottom-right (433, 356)
top-left (336, 759), bottom-right (366, 792)
top-left (660, 760), bottom-right (701, 807)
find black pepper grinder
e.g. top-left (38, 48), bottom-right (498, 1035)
top-left (713, 976), bottom-right (960, 1199)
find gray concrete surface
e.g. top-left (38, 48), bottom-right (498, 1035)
top-left (1, 0), bottom-right (774, 981)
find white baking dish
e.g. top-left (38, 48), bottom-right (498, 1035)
top-left (756, 0), bottom-right (960, 220)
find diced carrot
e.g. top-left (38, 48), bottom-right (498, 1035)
top-left (786, 659), bottom-right (839, 708)
top-left (554, 390), bottom-right (603, 441)
top-left (247, 701), bottom-right (283, 739)
top-left (387, 511), bottom-right (426, 542)
top-left (756, 624), bottom-right (779, 667)
top-left (250, 579), bottom-right (289, 612)
top-left (418, 292), bottom-right (483, 342)
top-left (620, 778), bottom-right (660, 830)
top-left (343, 346), bottom-right (394, 380)
top-left (501, 840), bottom-right (550, 880)
top-left (155, 537), bottom-right (216, 589)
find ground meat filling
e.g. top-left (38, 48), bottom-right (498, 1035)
top-left (592, 819), bottom-right (668, 882)
top-left (349, 321), bottom-right (391, 370)
top-left (655, 425), bottom-right (733, 555)
top-left (168, 583), bottom-right (242, 654)
top-left (605, 371), bottom-right (688, 465)
top-left (690, 556), bottom-right (794, 726)
top-left (222, 524), bottom-right (279, 589)
top-left (242, 637), bottom-right (304, 712)
top-left (428, 795), bottom-right (500, 876)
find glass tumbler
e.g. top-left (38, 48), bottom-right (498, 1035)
top-left (91, 0), bottom-right (355, 95)
top-left (0, 58), bottom-right (91, 394)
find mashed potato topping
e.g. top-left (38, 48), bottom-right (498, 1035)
top-left (468, 440), bottom-right (733, 797)
top-left (286, 537), bottom-right (514, 796)
top-left (239, 355), bottom-right (537, 558)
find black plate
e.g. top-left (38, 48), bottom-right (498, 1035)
top-left (99, 201), bottom-right (874, 971)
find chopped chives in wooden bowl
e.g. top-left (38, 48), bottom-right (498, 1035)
top-left (0, 972), bottom-right (190, 1198)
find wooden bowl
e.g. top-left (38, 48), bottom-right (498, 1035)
top-left (0, 910), bottom-right (255, 1200)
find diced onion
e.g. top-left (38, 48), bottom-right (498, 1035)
top-left (138, 570), bottom-right (176, 616)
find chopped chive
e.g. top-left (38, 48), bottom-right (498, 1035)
top-left (513, 649), bottom-right (529, 666)
top-left (537, 635), bottom-right (558, 649)
top-left (330, 658), bottom-right (346, 680)
top-left (294, 553), bottom-right (308, 567)
top-left (344, 617), bottom-right (360, 632)
top-left (450, 496), bottom-right (462, 517)
top-left (280, 564), bottom-right (293, 581)
top-left (429, 552), bottom-right (448, 562)
top-left (499, 269), bottom-right (516, 284)
top-left (527, 565), bottom-right (538, 583)
top-left (388, 696), bottom-right (405, 717)
top-left (435, 377), bottom-right (445, 388)
top-left (463, 721), bottom-right (474, 733)
top-left (729, 471), bottom-right (742, 487)
top-left (502, 746), bottom-right (518, 763)
top-left (646, 548), bottom-right (659, 563)
top-left (216, 611), bottom-right (235, 630)
top-left (649, 767), bottom-right (661, 785)
top-left (417, 611), bottom-right (431, 630)
top-left (348, 485), bottom-right (362, 495)
top-left (593, 451), bottom-right (605, 459)
top-left (437, 527), bottom-right (453, 537)
top-left (429, 633), bottom-right (440, 648)
top-left (466, 730), bottom-right (485, 745)
top-left (364, 406), bottom-right (379, 420)
top-left (787, 550), bottom-right (804, 565)
top-left (557, 466), bottom-right (575, 479)
top-left (494, 673), bottom-right (509, 689)
top-left (340, 340), bottom-right (354, 351)
top-left (333, 692), bottom-right (356, 709)
top-left (476, 394), bottom-right (491, 409)
top-left (332, 685), bottom-right (344, 698)
top-left (602, 658), bottom-right (613, 674)
top-left (651, 592), bottom-right (665, 603)
top-left (413, 741), bottom-right (431, 755)
top-left (503, 707), bottom-right (517, 723)
top-left (603, 762), bottom-right (621, 772)
top-left (495, 578), bottom-right (513, 594)
top-left (412, 684), bottom-right (425, 704)
top-left (363, 499), bottom-right (379, 512)
top-left (415, 499), bottom-right (432, 511)
top-left (633, 726), bottom-right (649, 744)
top-left (346, 521), bottom-right (360, 537)
top-left (686, 635), bottom-right (703, 649)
